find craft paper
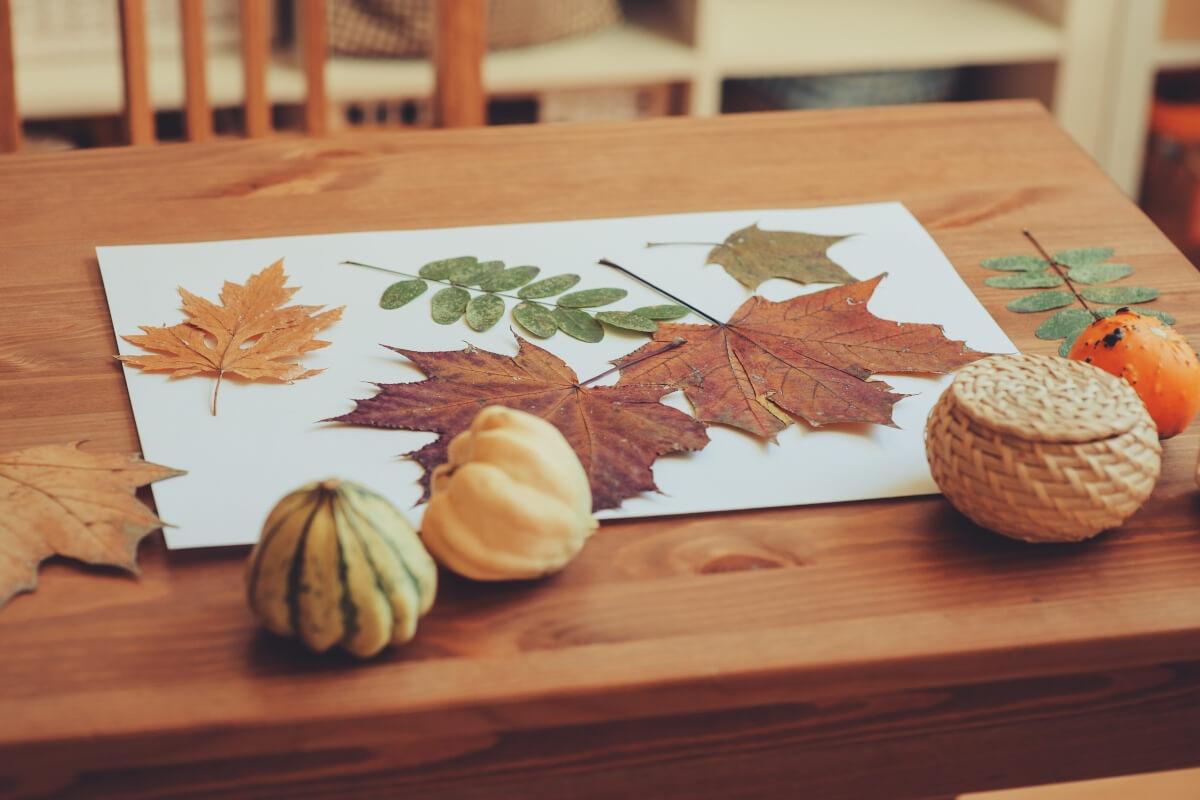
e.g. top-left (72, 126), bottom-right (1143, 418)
top-left (97, 202), bottom-right (1015, 549)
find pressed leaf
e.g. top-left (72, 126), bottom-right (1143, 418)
top-left (512, 301), bottom-right (558, 338)
top-left (1079, 286), bottom-right (1159, 304)
top-left (556, 288), bottom-right (628, 308)
top-left (478, 265), bottom-right (540, 292)
top-left (704, 225), bottom-right (855, 289)
top-left (0, 442), bottom-right (184, 608)
top-left (1035, 308), bottom-right (1095, 340)
top-left (553, 307), bottom-right (604, 343)
top-left (615, 274), bottom-right (985, 439)
top-left (430, 286), bottom-right (470, 324)
top-left (449, 259), bottom-right (503, 286)
top-left (595, 310), bottom-right (658, 333)
top-left (120, 260), bottom-right (343, 415)
top-left (331, 339), bottom-right (710, 511)
top-left (379, 279), bottom-right (428, 309)
top-left (1006, 291), bottom-right (1075, 313)
top-left (1067, 262), bottom-right (1133, 284)
top-left (984, 270), bottom-right (1064, 289)
top-left (633, 304), bottom-right (689, 320)
top-left (519, 273), bottom-right (581, 299)
top-left (1055, 247), bottom-right (1115, 267)
top-left (1059, 338), bottom-right (1077, 357)
top-left (465, 294), bottom-right (505, 332)
top-left (419, 256), bottom-right (476, 280)
top-left (981, 255), bottom-right (1048, 271)
top-left (1096, 305), bottom-right (1175, 325)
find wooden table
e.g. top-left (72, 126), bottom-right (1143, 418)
top-left (2, 101), bottom-right (1199, 799)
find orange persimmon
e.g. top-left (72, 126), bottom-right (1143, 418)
top-left (1067, 308), bottom-right (1200, 438)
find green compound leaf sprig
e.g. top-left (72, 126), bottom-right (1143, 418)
top-left (983, 230), bottom-right (1170, 356)
top-left (345, 257), bottom-right (689, 343)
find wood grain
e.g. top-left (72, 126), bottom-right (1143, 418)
top-left (0, 0), bottom-right (18, 153)
top-left (179, 0), bottom-right (212, 142)
top-left (118, 0), bottom-right (154, 146)
top-left (239, 0), bottom-right (271, 138)
top-left (1, 103), bottom-right (1199, 798)
top-left (433, 0), bottom-right (486, 127)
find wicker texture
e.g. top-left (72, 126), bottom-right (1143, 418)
top-left (926, 354), bottom-right (1161, 543)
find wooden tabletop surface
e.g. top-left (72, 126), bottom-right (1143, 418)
top-left (2, 101), bottom-right (1200, 799)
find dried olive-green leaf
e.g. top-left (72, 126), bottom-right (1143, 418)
top-left (379, 279), bottom-right (427, 309)
top-left (981, 255), bottom-right (1047, 271)
top-left (984, 270), bottom-right (1064, 289)
top-left (512, 301), bottom-right (558, 338)
top-left (1054, 247), bottom-right (1115, 268)
top-left (1034, 308), bottom-right (1094, 340)
top-left (556, 288), bottom-right (628, 308)
top-left (465, 293), bottom-right (505, 332)
top-left (1078, 286), bottom-right (1158, 304)
top-left (449, 259), bottom-right (503, 286)
top-left (1006, 290), bottom-right (1075, 313)
top-left (632, 304), bottom-right (689, 320)
top-left (595, 310), bottom-right (658, 333)
top-left (478, 265), bottom-right (540, 292)
top-left (430, 286), bottom-right (470, 324)
top-left (1067, 262), bottom-right (1133, 285)
top-left (420, 256), bottom-right (476, 280)
top-left (518, 273), bottom-right (581, 299)
top-left (553, 307), bottom-right (604, 343)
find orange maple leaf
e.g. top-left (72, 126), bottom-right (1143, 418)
top-left (120, 260), bottom-right (343, 415)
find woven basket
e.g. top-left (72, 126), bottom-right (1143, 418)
top-left (925, 354), bottom-right (1161, 543)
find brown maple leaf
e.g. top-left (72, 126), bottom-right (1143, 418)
top-left (614, 274), bottom-right (986, 439)
top-left (329, 337), bottom-right (710, 511)
top-left (120, 260), bottom-right (343, 415)
top-left (0, 442), bottom-right (184, 609)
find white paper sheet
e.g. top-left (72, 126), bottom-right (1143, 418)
top-left (97, 202), bottom-right (1016, 549)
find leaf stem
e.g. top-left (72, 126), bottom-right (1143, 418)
top-left (645, 241), bottom-right (725, 249)
top-left (597, 258), bottom-right (723, 326)
top-left (578, 338), bottom-right (685, 387)
top-left (341, 260), bottom-right (554, 307)
top-left (211, 371), bottom-right (222, 416)
top-left (1021, 229), bottom-right (1100, 321)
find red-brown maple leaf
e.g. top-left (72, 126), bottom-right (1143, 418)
top-left (614, 274), bottom-right (986, 438)
top-left (330, 338), bottom-right (710, 511)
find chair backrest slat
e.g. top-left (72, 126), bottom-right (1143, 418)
top-left (119, 0), bottom-right (155, 145)
top-left (179, 0), bottom-right (212, 141)
top-left (433, 0), bottom-right (486, 128)
top-left (0, 0), bottom-right (20, 153)
top-left (240, 0), bottom-right (271, 137)
top-left (299, 0), bottom-right (327, 136)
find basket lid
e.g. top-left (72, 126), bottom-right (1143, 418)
top-left (948, 353), bottom-right (1147, 443)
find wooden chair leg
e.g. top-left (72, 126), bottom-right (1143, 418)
top-left (179, 0), bottom-right (212, 141)
top-left (0, 0), bottom-right (19, 153)
top-left (433, 0), bottom-right (486, 128)
top-left (118, 0), bottom-right (155, 145)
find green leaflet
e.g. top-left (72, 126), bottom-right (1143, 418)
top-left (479, 265), bottom-right (539, 292)
top-left (633, 304), bottom-right (689, 320)
top-left (519, 274), bottom-right (580, 299)
top-left (1099, 306), bottom-right (1175, 325)
top-left (556, 288), bottom-right (628, 308)
top-left (981, 255), bottom-right (1047, 271)
top-left (1067, 262), bottom-right (1133, 285)
top-left (1034, 308), bottom-right (1094, 340)
top-left (379, 279), bottom-right (427, 309)
top-left (512, 301), bottom-right (558, 338)
top-left (449, 259), bottom-right (503, 286)
top-left (430, 286), bottom-right (470, 324)
top-left (1006, 291), bottom-right (1074, 313)
top-left (420, 256), bottom-right (476, 280)
top-left (553, 307), bottom-right (604, 343)
top-left (984, 270), bottom-right (1063, 289)
top-left (1079, 286), bottom-right (1158, 304)
top-left (1059, 338), bottom-right (1078, 357)
top-left (465, 294), bottom-right (505, 332)
top-left (595, 310), bottom-right (658, 333)
top-left (1055, 247), bottom-right (1114, 267)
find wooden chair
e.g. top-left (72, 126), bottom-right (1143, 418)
top-left (0, 0), bottom-right (485, 153)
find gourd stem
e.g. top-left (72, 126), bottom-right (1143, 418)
top-left (579, 338), bottom-right (685, 387)
top-left (597, 258), bottom-right (723, 326)
top-left (340, 260), bottom-right (555, 307)
top-left (1021, 229), bottom-right (1101, 321)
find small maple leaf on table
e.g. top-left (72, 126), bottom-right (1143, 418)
top-left (119, 260), bottom-right (343, 415)
top-left (614, 274), bottom-right (987, 439)
top-left (0, 442), bottom-right (183, 609)
top-left (330, 338), bottom-right (710, 512)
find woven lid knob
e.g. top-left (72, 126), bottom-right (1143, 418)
top-left (948, 353), bottom-right (1148, 443)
